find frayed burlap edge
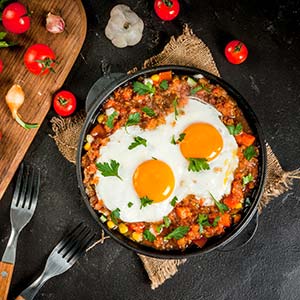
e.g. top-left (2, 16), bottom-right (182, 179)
top-left (50, 25), bottom-right (300, 290)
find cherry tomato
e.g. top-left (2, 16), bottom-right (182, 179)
top-left (53, 90), bottom-right (77, 117)
top-left (225, 40), bottom-right (248, 64)
top-left (0, 60), bottom-right (3, 73)
top-left (154, 0), bottom-right (180, 21)
top-left (24, 44), bottom-right (57, 75)
top-left (2, 2), bottom-right (31, 34)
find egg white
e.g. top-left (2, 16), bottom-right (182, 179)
top-left (95, 98), bottom-right (238, 222)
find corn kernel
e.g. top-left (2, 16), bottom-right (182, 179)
top-left (107, 220), bottom-right (116, 229)
top-left (131, 232), bottom-right (143, 242)
top-left (118, 223), bottom-right (128, 234)
top-left (86, 134), bottom-right (94, 144)
top-left (235, 203), bottom-right (242, 209)
top-left (151, 74), bottom-right (160, 82)
top-left (97, 114), bottom-right (105, 123)
top-left (84, 142), bottom-right (91, 151)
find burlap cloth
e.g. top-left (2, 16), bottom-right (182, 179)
top-left (51, 25), bottom-right (300, 289)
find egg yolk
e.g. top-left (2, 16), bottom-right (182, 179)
top-left (180, 123), bottom-right (223, 161)
top-left (133, 160), bottom-right (175, 203)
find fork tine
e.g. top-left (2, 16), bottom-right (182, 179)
top-left (24, 167), bottom-right (34, 209)
top-left (19, 165), bottom-right (29, 208)
top-left (11, 163), bottom-right (24, 207)
top-left (29, 168), bottom-right (40, 211)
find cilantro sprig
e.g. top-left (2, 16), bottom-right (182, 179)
top-left (96, 160), bottom-right (122, 180)
top-left (106, 111), bottom-right (118, 129)
top-left (170, 196), bottom-right (178, 207)
top-left (172, 98), bottom-right (179, 120)
top-left (140, 196), bottom-right (153, 209)
top-left (190, 84), bottom-right (211, 95)
top-left (188, 158), bottom-right (210, 172)
top-left (133, 81), bottom-right (155, 95)
top-left (143, 229), bottom-right (156, 242)
top-left (164, 226), bottom-right (190, 240)
top-left (198, 214), bottom-right (220, 233)
top-left (244, 145), bottom-right (257, 161)
top-left (128, 136), bottom-right (147, 150)
top-left (156, 216), bottom-right (171, 233)
top-left (159, 80), bottom-right (169, 90)
top-left (209, 192), bottom-right (229, 214)
top-left (226, 123), bottom-right (243, 136)
top-left (125, 112), bottom-right (141, 128)
top-left (142, 106), bottom-right (156, 117)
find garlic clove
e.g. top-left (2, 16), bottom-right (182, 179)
top-left (46, 12), bottom-right (65, 34)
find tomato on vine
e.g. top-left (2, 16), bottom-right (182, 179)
top-left (154, 0), bottom-right (180, 21)
top-left (2, 2), bottom-right (31, 34)
top-left (24, 44), bottom-right (58, 75)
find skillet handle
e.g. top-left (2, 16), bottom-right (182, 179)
top-left (217, 211), bottom-right (259, 252)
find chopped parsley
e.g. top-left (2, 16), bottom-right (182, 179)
top-left (143, 229), bottom-right (156, 242)
top-left (244, 145), bottom-right (257, 161)
top-left (198, 214), bottom-right (220, 233)
top-left (170, 196), bottom-right (178, 207)
top-left (125, 112), bottom-right (141, 128)
top-left (142, 106), bottom-right (156, 117)
top-left (156, 216), bottom-right (171, 233)
top-left (209, 192), bottom-right (229, 214)
top-left (177, 133), bottom-right (186, 142)
top-left (133, 81), bottom-right (155, 95)
top-left (190, 84), bottom-right (212, 94)
top-left (106, 111), bottom-right (118, 129)
top-left (140, 196), bottom-right (153, 209)
top-left (127, 202), bottom-right (133, 208)
top-left (243, 174), bottom-right (254, 185)
top-left (164, 226), bottom-right (190, 240)
top-left (96, 160), bottom-right (122, 180)
top-left (172, 98), bottom-right (179, 120)
top-left (226, 123), bottom-right (243, 136)
top-left (159, 79), bottom-right (169, 90)
top-left (188, 158), bottom-right (210, 172)
top-left (128, 136), bottom-right (147, 150)
top-left (211, 216), bottom-right (221, 227)
top-left (110, 208), bottom-right (120, 224)
top-left (171, 135), bottom-right (176, 145)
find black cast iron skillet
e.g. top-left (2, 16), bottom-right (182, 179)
top-left (76, 65), bottom-right (267, 259)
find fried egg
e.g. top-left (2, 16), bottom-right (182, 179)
top-left (95, 98), bottom-right (238, 222)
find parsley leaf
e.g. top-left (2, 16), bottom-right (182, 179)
top-left (226, 123), bottom-right (243, 136)
top-left (244, 145), bottom-right (257, 161)
top-left (159, 80), bottom-right (169, 90)
top-left (190, 84), bottom-right (211, 95)
top-left (128, 136), bottom-right (147, 150)
top-left (110, 208), bottom-right (120, 224)
top-left (125, 112), bottom-right (141, 128)
top-left (133, 81), bottom-right (155, 95)
top-left (198, 214), bottom-right (211, 233)
top-left (212, 216), bottom-right (221, 227)
top-left (143, 229), bottom-right (156, 242)
top-left (173, 98), bottom-right (178, 120)
top-left (171, 135), bottom-right (176, 145)
top-left (170, 196), bottom-right (178, 207)
top-left (106, 111), bottom-right (118, 129)
top-left (140, 196), bottom-right (153, 209)
top-left (128, 202), bottom-right (133, 208)
top-left (163, 216), bottom-right (171, 228)
top-left (164, 226), bottom-right (190, 240)
top-left (188, 158), bottom-right (210, 172)
top-left (142, 106), bottom-right (156, 117)
top-left (209, 192), bottom-right (229, 214)
top-left (96, 160), bottom-right (122, 180)
top-left (243, 174), bottom-right (254, 185)
top-left (177, 133), bottom-right (186, 142)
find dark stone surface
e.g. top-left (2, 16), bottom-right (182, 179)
top-left (1, 0), bottom-right (300, 299)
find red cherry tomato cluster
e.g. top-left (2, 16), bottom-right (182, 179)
top-left (225, 40), bottom-right (248, 64)
top-left (154, 0), bottom-right (180, 21)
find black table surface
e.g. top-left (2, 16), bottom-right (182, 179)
top-left (1, 0), bottom-right (300, 299)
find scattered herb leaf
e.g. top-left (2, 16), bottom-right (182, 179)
top-left (226, 123), bottom-right (243, 136)
top-left (106, 111), bottom-right (118, 129)
top-left (128, 136), bottom-right (147, 150)
top-left (159, 79), bottom-right (169, 90)
top-left (96, 160), bottom-right (122, 180)
top-left (163, 216), bottom-right (171, 228)
top-left (244, 145), bottom-right (257, 161)
top-left (171, 135), bottom-right (176, 145)
top-left (170, 196), bottom-right (178, 207)
top-left (198, 214), bottom-right (211, 233)
top-left (190, 84), bottom-right (211, 95)
top-left (152, 156), bottom-right (158, 160)
top-left (212, 216), bottom-right (221, 227)
top-left (164, 226), bottom-right (190, 240)
top-left (188, 158), bottom-right (210, 172)
top-left (128, 202), bottom-right (133, 208)
top-left (172, 98), bottom-right (178, 120)
top-left (209, 192), bottom-right (229, 214)
top-left (140, 196), bottom-right (153, 209)
top-left (110, 208), bottom-right (120, 224)
top-left (177, 133), bottom-right (186, 142)
top-left (125, 112), bottom-right (141, 128)
top-left (133, 81), bottom-right (155, 95)
top-left (187, 77), bottom-right (197, 87)
top-left (142, 106), bottom-right (156, 117)
top-left (243, 174), bottom-right (254, 186)
top-left (143, 229), bottom-right (156, 242)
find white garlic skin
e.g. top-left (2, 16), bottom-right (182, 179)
top-left (46, 12), bottom-right (65, 34)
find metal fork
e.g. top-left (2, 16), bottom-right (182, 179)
top-left (16, 223), bottom-right (95, 300)
top-left (0, 164), bottom-right (40, 300)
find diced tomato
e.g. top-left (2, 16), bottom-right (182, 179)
top-left (219, 213), bottom-right (231, 227)
top-left (223, 194), bottom-right (240, 209)
top-left (159, 71), bottom-right (172, 82)
top-left (175, 207), bottom-right (192, 219)
top-left (193, 237), bottom-right (208, 248)
top-left (235, 132), bottom-right (255, 147)
top-left (128, 222), bottom-right (145, 233)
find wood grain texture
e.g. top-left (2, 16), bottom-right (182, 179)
top-left (0, 261), bottom-right (14, 300)
top-left (0, 0), bottom-right (86, 200)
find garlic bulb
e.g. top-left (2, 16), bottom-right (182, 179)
top-left (105, 5), bottom-right (144, 48)
top-left (46, 12), bottom-right (65, 34)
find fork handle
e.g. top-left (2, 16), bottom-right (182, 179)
top-left (0, 261), bottom-right (14, 300)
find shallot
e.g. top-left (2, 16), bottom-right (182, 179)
top-left (46, 12), bottom-right (65, 34)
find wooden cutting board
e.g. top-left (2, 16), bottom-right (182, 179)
top-left (0, 0), bottom-right (87, 200)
